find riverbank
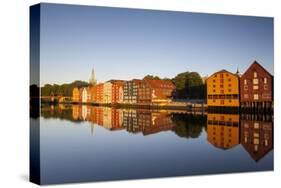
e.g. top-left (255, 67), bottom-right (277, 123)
top-left (39, 100), bottom-right (273, 114)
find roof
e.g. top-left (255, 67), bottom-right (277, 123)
top-left (242, 60), bottom-right (273, 78)
top-left (206, 69), bottom-right (238, 81)
top-left (143, 78), bottom-right (175, 89)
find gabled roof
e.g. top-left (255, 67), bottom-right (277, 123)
top-left (206, 69), bottom-right (238, 81)
top-left (242, 60), bottom-right (273, 78)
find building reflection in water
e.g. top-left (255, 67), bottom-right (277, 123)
top-left (207, 113), bottom-right (240, 150)
top-left (240, 114), bottom-right (273, 162)
top-left (40, 104), bottom-right (273, 162)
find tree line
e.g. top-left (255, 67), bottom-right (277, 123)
top-left (41, 80), bottom-right (89, 97)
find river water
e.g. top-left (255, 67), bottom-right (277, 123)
top-left (33, 104), bottom-right (273, 184)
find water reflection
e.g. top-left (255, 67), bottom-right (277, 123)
top-left (40, 104), bottom-right (273, 162)
top-left (37, 104), bottom-right (273, 184)
top-left (207, 113), bottom-right (240, 150)
top-left (240, 114), bottom-right (273, 162)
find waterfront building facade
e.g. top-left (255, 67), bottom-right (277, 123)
top-left (123, 79), bottom-right (142, 104)
top-left (111, 80), bottom-right (125, 104)
top-left (138, 79), bottom-right (175, 104)
top-left (93, 83), bottom-right (104, 103)
top-left (103, 82), bottom-right (112, 104)
top-left (240, 61), bottom-right (273, 108)
top-left (72, 87), bottom-right (80, 102)
top-left (207, 70), bottom-right (240, 107)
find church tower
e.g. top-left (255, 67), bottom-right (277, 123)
top-left (89, 68), bottom-right (97, 86)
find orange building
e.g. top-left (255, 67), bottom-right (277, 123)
top-left (93, 83), bottom-right (104, 103)
top-left (207, 113), bottom-right (240, 150)
top-left (111, 80), bottom-right (125, 104)
top-left (72, 87), bottom-right (80, 102)
top-left (207, 70), bottom-right (240, 107)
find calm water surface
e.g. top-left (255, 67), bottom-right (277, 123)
top-left (36, 104), bottom-right (273, 184)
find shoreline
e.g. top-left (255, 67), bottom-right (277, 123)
top-left (39, 100), bottom-right (273, 114)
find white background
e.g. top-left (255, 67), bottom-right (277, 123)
top-left (0, 0), bottom-right (280, 187)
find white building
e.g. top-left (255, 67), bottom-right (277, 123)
top-left (103, 82), bottom-right (112, 104)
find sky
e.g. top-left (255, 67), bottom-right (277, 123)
top-left (39, 3), bottom-right (274, 86)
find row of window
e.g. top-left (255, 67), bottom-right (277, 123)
top-left (212, 78), bottom-right (232, 83)
top-left (244, 85), bottom-right (268, 90)
top-left (243, 93), bottom-right (271, 99)
top-left (208, 94), bottom-right (239, 99)
top-left (244, 77), bottom-right (268, 85)
top-left (210, 99), bottom-right (236, 104)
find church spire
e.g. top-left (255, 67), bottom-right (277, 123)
top-left (89, 68), bottom-right (97, 86)
top-left (236, 67), bottom-right (241, 77)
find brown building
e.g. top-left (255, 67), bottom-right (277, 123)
top-left (240, 116), bottom-right (273, 161)
top-left (240, 61), bottom-right (273, 108)
top-left (123, 79), bottom-right (142, 104)
top-left (207, 113), bottom-right (240, 150)
top-left (110, 80), bottom-right (125, 104)
top-left (138, 79), bottom-right (175, 104)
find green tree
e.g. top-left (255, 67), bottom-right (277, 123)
top-left (143, 75), bottom-right (161, 80)
top-left (172, 71), bottom-right (205, 99)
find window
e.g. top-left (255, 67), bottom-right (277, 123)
top-left (264, 85), bottom-right (268, 90)
top-left (220, 84), bottom-right (223, 88)
top-left (253, 85), bottom-right (259, 90)
top-left (253, 78), bottom-right (259, 84)
top-left (228, 78), bottom-right (231, 82)
top-left (244, 79), bottom-right (247, 85)
top-left (213, 79), bottom-right (216, 83)
top-left (254, 133), bottom-right (260, 138)
top-left (264, 77), bottom-right (267, 84)
top-left (254, 94), bottom-right (259, 100)
top-left (244, 85), bottom-right (248, 90)
top-left (254, 122), bottom-right (259, 129)
top-left (228, 89), bottom-right (232, 92)
top-left (228, 84), bottom-right (231, 87)
top-left (213, 85), bottom-right (216, 88)
top-left (244, 94), bottom-right (249, 98)
top-left (213, 89), bottom-right (216, 93)
top-left (254, 71), bottom-right (257, 78)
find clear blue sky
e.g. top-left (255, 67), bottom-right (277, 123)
top-left (39, 3), bottom-right (273, 86)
